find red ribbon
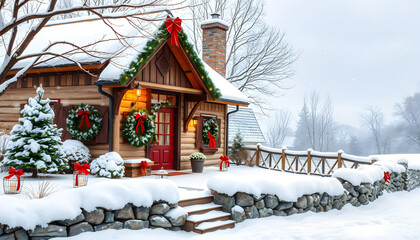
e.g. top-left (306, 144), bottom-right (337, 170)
top-left (74, 163), bottom-right (90, 187)
top-left (140, 161), bottom-right (148, 176)
top-left (4, 168), bottom-right (23, 191)
top-left (208, 131), bottom-right (216, 148)
top-left (78, 110), bottom-right (91, 129)
top-left (220, 155), bottom-right (230, 170)
top-left (165, 15), bottom-right (182, 47)
top-left (384, 171), bottom-right (391, 183)
top-left (135, 114), bottom-right (147, 134)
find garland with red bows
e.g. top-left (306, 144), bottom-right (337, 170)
top-left (202, 117), bottom-right (219, 146)
top-left (67, 104), bottom-right (102, 141)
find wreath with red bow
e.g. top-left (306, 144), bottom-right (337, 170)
top-left (122, 109), bottom-right (156, 147)
top-left (202, 117), bottom-right (219, 146)
top-left (66, 104), bottom-right (102, 141)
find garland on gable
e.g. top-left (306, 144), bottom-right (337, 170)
top-left (119, 20), bottom-right (221, 100)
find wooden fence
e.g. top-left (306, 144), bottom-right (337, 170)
top-left (242, 144), bottom-right (374, 176)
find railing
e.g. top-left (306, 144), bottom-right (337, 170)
top-left (243, 144), bottom-right (374, 176)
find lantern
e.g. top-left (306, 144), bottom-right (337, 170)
top-left (219, 155), bottom-right (230, 172)
top-left (3, 168), bottom-right (24, 194)
top-left (73, 163), bottom-right (90, 188)
top-left (155, 167), bottom-right (169, 179)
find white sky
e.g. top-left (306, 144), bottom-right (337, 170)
top-left (259, 0), bottom-right (420, 131)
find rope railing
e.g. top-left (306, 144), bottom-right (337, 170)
top-left (242, 144), bottom-right (375, 176)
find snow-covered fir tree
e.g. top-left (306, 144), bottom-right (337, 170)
top-left (2, 85), bottom-right (67, 176)
top-left (230, 131), bottom-right (245, 165)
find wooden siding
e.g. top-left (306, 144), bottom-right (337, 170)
top-left (135, 45), bottom-right (193, 89)
top-left (180, 100), bottom-right (227, 170)
top-left (0, 73), bottom-right (110, 159)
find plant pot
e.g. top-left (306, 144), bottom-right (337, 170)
top-left (190, 159), bottom-right (205, 173)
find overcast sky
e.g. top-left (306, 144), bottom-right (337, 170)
top-left (260, 0), bottom-right (420, 130)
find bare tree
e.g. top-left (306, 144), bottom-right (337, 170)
top-left (266, 110), bottom-right (291, 148)
top-left (0, 0), bottom-right (181, 95)
top-left (395, 92), bottom-right (420, 150)
top-left (362, 107), bottom-right (389, 154)
top-left (187, 0), bottom-right (298, 112)
top-left (294, 92), bottom-right (335, 151)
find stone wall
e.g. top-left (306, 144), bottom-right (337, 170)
top-left (407, 169), bottom-right (420, 191)
top-left (0, 201), bottom-right (187, 240)
top-left (211, 171), bottom-right (407, 223)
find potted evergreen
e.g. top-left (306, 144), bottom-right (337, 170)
top-left (189, 152), bottom-right (206, 173)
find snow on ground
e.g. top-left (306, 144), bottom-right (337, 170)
top-left (57, 188), bottom-right (420, 240)
top-left (371, 154), bottom-right (420, 170)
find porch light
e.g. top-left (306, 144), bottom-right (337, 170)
top-left (136, 84), bottom-right (142, 97)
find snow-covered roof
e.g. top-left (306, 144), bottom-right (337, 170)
top-left (3, 14), bottom-right (249, 105)
top-left (228, 106), bottom-right (266, 143)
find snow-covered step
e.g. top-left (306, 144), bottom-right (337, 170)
top-left (194, 220), bottom-right (235, 234)
top-left (182, 203), bottom-right (223, 215)
top-left (183, 210), bottom-right (231, 232)
top-left (178, 195), bottom-right (214, 207)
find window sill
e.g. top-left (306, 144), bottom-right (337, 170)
top-left (200, 147), bottom-right (218, 153)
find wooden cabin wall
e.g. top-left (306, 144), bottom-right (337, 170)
top-left (0, 72), bottom-right (110, 159)
top-left (180, 99), bottom-right (227, 170)
top-left (116, 88), bottom-right (148, 159)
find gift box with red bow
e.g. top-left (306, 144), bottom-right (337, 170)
top-left (3, 168), bottom-right (24, 194)
top-left (73, 163), bottom-right (90, 187)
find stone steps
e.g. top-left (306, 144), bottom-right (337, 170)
top-left (180, 196), bottom-right (235, 234)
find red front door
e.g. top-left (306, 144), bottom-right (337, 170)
top-left (150, 108), bottom-right (174, 170)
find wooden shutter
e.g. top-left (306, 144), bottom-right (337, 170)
top-left (216, 118), bottom-right (222, 148)
top-left (195, 116), bottom-right (204, 148)
top-left (94, 105), bottom-right (109, 144)
top-left (53, 104), bottom-right (72, 141)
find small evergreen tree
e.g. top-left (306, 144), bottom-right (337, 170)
top-left (230, 131), bottom-right (245, 165)
top-left (2, 86), bottom-right (67, 176)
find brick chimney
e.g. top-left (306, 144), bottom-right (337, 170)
top-left (201, 13), bottom-right (229, 77)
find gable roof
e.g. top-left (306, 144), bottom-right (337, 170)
top-left (228, 106), bottom-right (266, 143)
top-left (2, 13), bottom-right (249, 105)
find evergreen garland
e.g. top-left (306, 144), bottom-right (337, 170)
top-left (119, 23), bottom-right (221, 99)
top-left (66, 104), bottom-right (102, 142)
top-left (202, 118), bottom-right (219, 144)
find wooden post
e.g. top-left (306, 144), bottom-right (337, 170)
top-left (338, 152), bottom-right (342, 169)
top-left (281, 148), bottom-right (286, 170)
top-left (307, 150), bottom-right (312, 174)
top-left (269, 153), bottom-right (272, 169)
top-left (255, 145), bottom-right (260, 166)
top-left (322, 158), bottom-right (325, 175)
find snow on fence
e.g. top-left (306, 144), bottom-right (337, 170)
top-left (243, 144), bottom-right (375, 176)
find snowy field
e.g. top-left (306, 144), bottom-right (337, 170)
top-left (56, 188), bottom-right (420, 240)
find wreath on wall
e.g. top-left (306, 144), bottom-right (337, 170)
top-left (122, 101), bottom-right (169, 147)
top-left (66, 104), bottom-right (102, 141)
top-left (202, 117), bottom-right (219, 145)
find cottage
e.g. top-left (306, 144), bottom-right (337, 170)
top-left (0, 13), bottom-right (250, 171)
top-left (228, 106), bottom-right (266, 146)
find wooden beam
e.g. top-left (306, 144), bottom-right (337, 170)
top-left (207, 100), bottom-right (249, 107)
top-left (184, 100), bottom-right (203, 132)
top-left (7, 63), bottom-right (106, 76)
top-left (135, 81), bottom-right (204, 95)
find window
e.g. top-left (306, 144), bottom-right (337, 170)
top-left (151, 93), bottom-right (176, 107)
top-left (196, 114), bottom-right (221, 153)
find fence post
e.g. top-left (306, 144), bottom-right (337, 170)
top-left (255, 145), bottom-right (260, 166)
top-left (281, 148), bottom-right (286, 170)
top-left (338, 152), bottom-right (342, 169)
top-left (307, 150), bottom-right (312, 174)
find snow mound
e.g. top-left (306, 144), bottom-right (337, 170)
top-left (332, 160), bottom-right (405, 185)
top-left (207, 170), bottom-right (344, 202)
top-left (0, 179), bottom-right (179, 230)
top-left (371, 154), bottom-right (420, 170)
top-left (62, 140), bottom-right (91, 165)
top-left (90, 152), bottom-right (124, 178)
top-left (164, 206), bottom-right (187, 219)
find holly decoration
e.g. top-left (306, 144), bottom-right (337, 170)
top-left (119, 15), bottom-right (221, 100)
top-left (66, 104), bottom-right (102, 141)
top-left (122, 101), bottom-right (169, 147)
top-left (384, 171), bottom-right (391, 183)
top-left (202, 118), bottom-right (219, 144)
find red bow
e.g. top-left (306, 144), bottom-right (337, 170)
top-left (74, 163), bottom-right (90, 186)
top-left (4, 168), bottom-right (23, 191)
top-left (208, 132), bottom-right (216, 148)
top-left (78, 110), bottom-right (91, 129)
top-left (135, 114), bottom-right (147, 134)
top-left (165, 15), bottom-right (182, 47)
top-left (384, 171), bottom-right (391, 183)
top-left (220, 155), bottom-right (230, 170)
top-left (140, 161), bottom-right (148, 176)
